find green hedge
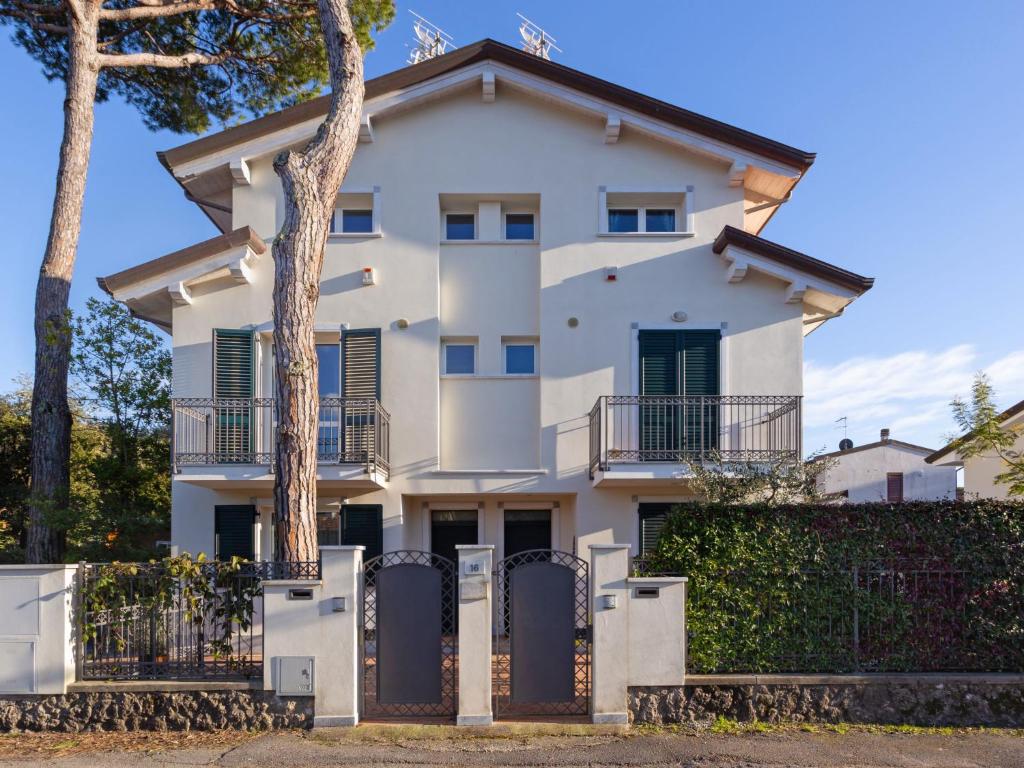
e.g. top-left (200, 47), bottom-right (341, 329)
top-left (642, 500), bottom-right (1024, 674)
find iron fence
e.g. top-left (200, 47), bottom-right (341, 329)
top-left (171, 397), bottom-right (390, 479)
top-left (79, 560), bottom-right (319, 681)
top-left (633, 559), bottom-right (1018, 674)
top-left (589, 395), bottom-right (801, 478)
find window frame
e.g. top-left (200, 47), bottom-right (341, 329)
top-left (328, 186), bottom-right (382, 239)
top-left (503, 211), bottom-right (537, 242)
top-left (441, 339), bottom-right (478, 376)
top-left (331, 208), bottom-right (374, 235)
top-left (443, 212), bottom-right (477, 242)
top-left (502, 339), bottom-right (538, 376)
top-left (598, 186), bottom-right (695, 237)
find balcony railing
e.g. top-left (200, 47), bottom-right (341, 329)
top-left (588, 395), bottom-right (801, 479)
top-left (171, 397), bottom-right (390, 480)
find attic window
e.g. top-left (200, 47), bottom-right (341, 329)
top-left (329, 188), bottom-right (381, 238)
top-left (599, 188), bottom-right (694, 237)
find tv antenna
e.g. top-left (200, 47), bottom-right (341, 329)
top-left (835, 416), bottom-right (848, 439)
top-left (407, 10), bottom-right (454, 65)
top-left (517, 13), bottom-right (561, 59)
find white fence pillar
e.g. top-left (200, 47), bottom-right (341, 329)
top-left (315, 546), bottom-right (364, 727)
top-left (589, 544), bottom-right (630, 724)
top-left (0, 565), bottom-right (77, 695)
top-left (457, 545), bottom-right (494, 726)
top-left (262, 547), bottom-right (363, 728)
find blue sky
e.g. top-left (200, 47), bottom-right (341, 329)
top-left (1, 1), bottom-right (1022, 454)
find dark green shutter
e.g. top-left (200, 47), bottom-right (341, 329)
top-left (215, 505), bottom-right (255, 560)
top-left (213, 329), bottom-right (255, 460)
top-left (341, 504), bottom-right (383, 561)
top-left (341, 329), bottom-right (380, 399)
top-left (638, 503), bottom-right (671, 556)
top-left (638, 330), bottom-right (720, 458)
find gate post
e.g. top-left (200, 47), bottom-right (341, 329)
top-left (456, 544), bottom-right (494, 726)
top-left (314, 545), bottom-right (364, 727)
top-left (589, 544), bottom-right (630, 724)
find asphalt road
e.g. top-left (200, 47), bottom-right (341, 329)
top-left (1, 728), bottom-right (1022, 767)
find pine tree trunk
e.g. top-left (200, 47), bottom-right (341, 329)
top-left (271, 0), bottom-right (364, 562)
top-left (26, 5), bottom-right (99, 564)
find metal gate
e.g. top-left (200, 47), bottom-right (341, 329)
top-left (494, 549), bottom-right (590, 717)
top-left (362, 551), bottom-right (457, 718)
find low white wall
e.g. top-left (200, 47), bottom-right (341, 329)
top-left (0, 565), bottom-right (77, 694)
top-left (626, 577), bottom-right (687, 687)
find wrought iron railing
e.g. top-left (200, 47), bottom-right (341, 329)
top-left (78, 560), bottom-right (319, 681)
top-left (589, 395), bottom-right (801, 478)
top-left (171, 397), bottom-right (390, 479)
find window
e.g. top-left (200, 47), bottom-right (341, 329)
top-left (638, 503), bottom-right (671, 556)
top-left (331, 209), bottom-right (373, 234)
top-left (887, 473), bottom-right (904, 503)
top-left (504, 213), bottom-right (535, 240)
top-left (443, 341), bottom-right (476, 375)
top-left (645, 209), bottom-right (676, 232)
top-left (503, 341), bottom-right (536, 375)
top-left (608, 208), bottom-right (639, 233)
top-left (315, 343), bottom-right (340, 397)
top-left (317, 509), bottom-right (340, 546)
top-left (445, 213), bottom-right (475, 240)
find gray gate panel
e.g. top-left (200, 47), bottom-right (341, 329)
top-left (510, 562), bottom-right (575, 703)
top-left (376, 563), bottom-right (442, 705)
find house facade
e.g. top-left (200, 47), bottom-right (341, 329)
top-left (926, 399), bottom-right (1024, 500)
top-left (816, 429), bottom-right (957, 503)
top-left (100, 40), bottom-right (873, 564)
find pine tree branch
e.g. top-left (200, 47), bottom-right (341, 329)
top-left (99, 0), bottom-right (218, 21)
top-left (97, 49), bottom-right (230, 67)
top-left (0, 4), bottom-right (69, 33)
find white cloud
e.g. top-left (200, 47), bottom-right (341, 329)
top-left (803, 345), bottom-right (1024, 454)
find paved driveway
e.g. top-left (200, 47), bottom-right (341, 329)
top-left (1, 726), bottom-right (1022, 767)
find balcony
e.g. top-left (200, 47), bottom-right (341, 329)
top-left (588, 395), bottom-right (801, 487)
top-left (171, 398), bottom-right (390, 488)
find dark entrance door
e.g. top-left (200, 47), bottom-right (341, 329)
top-left (362, 551), bottom-right (456, 719)
top-left (503, 510), bottom-right (551, 557)
top-left (430, 510), bottom-right (477, 632)
top-left (494, 549), bottom-right (589, 717)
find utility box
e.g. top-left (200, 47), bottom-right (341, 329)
top-left (276, 656), bottom-right (315, 696)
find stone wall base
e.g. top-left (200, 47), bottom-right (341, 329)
top-left (629, 681), bottom-right (1024, 728)
top-left (0, 690), bottom-right (313, 732)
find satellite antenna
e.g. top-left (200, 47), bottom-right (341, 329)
top-left (407, 10), bottom-right (454, 65)
top-left (517, 13), bottom-right (561, 59)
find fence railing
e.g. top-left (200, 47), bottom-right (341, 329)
top-left (632, 558), bottom-right (1020, 674)
top-left (78, 561), bottom-right (319, 681)
top-left (589, 395), bottom-right (801, 478)
top-left (171, 397), bottom-right (390, 479)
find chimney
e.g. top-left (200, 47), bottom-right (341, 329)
top-left (880, 428), bottom-right (891, 442)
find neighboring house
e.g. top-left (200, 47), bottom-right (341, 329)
top-left (98, 39), bottom-right (873, 563)
top-left (926, 399), bottom-right (1024, 500)
top-left (816, 429), bottom-right (957, 503)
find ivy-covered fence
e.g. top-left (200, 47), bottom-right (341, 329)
top-left (79, 557), bottom-right (319, 681)
top-left (640, 501), bottom-right (1024, 674)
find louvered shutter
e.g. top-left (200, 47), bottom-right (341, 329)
top-left (638, 503), bottom-right (671, 556)
top-left (341, 329), bottom-right (380, 461)
top-left (341, 504), bottom-right (383, 561)
top-left (639, 331), bottom-right (678, 458)
top-left (215, 505), bottom-right (255, 560)
top-left (887, 473), bottom-right (904, 503)
top-left (681, 330), bottom-right (720, 455)
top-left (213, 329), bottom-right (255, 460)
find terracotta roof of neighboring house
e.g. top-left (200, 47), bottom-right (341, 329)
top-left (712, 226), bottom-right (875, 294)
top-left (816, 438), bottom-right (937, 461)
top-left (925, 398), bottom-right (1024, 464)
top-left (96, 226), bottom-right (266, 295)
top-left (159, 39), bottom-right (816, 173)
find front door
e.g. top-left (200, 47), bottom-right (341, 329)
top-left (503, 509), bottom-right (552, 557)
top-left (430, 510), bottom-right (477, 633)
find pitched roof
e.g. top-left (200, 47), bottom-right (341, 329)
top-left (160, 39), bottom-right (816, 173)
top-left (712, 225), bottom-right (875, 294)
top-left (97, 226), bottom-right (265, 295)
top-left (816, 438), bottom-right (937, 461)
top-left (925, 398), bottom-right (1024, 464)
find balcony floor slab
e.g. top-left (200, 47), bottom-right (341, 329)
top-left (174, 464), bottom-right (387, 491)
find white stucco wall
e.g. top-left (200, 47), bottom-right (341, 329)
top-left (957, 417), bottom-right (1024, 500)
top-left (167, 83), bottom-right (812, 558)
top-left (818, 443), bottom-right (957, 502)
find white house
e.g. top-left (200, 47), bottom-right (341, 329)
top-left (99, 39), bottom-right (873, 565)
top-left (816, 429), bottom-right (957, 503)
top-left (926, 399), bottom-right (1024, 500)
